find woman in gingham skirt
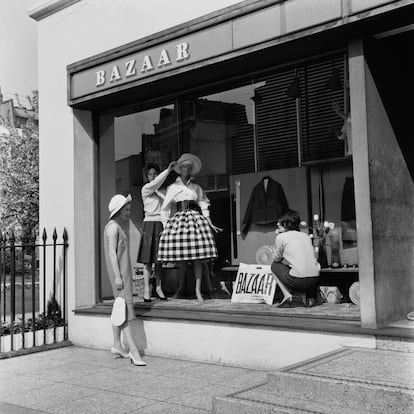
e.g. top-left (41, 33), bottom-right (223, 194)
top-left (158, 153), bottom-right (222, 303)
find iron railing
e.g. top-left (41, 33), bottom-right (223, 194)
top-left (0, 228), bottom-right (68, 353)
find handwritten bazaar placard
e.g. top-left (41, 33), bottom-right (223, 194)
top-left (231, 263), bottom-right (276, 305)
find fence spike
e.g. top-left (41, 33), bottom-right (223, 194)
top-left (52, 228), bottom-right (57, 241)
top-left (63, 228), bottom-right (68, 242)
top-left (42, 228), bottom-right (47, 242)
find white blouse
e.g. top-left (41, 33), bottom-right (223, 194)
top-left (160, 177), bottom-right (210, 226)
top-left (273, 231), bottom-right (320, 278)
top-left (141, 169), bottom-right (169, 222)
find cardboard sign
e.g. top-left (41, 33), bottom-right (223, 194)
top-left (231, 263), bottom-right (276, 305)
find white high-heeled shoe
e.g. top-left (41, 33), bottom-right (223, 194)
top-left (128, 352), bottom-right (146, 366)
top-left (110, 347), bottom-right (129, 359)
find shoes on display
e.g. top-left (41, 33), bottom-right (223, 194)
top-left (305, 297), bottom-right (316, 307)
top-left (304, 294), bottom-right (322, 307)
top-left (143, 297), bottom-right (152, 303)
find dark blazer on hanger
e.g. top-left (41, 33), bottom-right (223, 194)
top-left (241, 177), bottom-right (289, 237)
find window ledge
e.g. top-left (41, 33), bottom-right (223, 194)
top-left (73, 302), bottom-right (414, 340)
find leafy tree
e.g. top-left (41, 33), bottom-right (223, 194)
top-left (0, 122), bottom-right (39, 234)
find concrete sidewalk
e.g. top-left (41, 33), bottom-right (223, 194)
top-left (1, 344), bottom-right (413, 413)
top-left (0, 346), bottom-right (268, 413)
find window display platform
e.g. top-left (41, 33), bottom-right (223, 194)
top-left (129, 298), bottom-right (360, 320)
top-left (216, 266), bottom-right (359, 303)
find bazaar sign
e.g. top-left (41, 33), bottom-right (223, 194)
top-left (231, 263), bottom-right (276, 305)
top-left (69, 23), bottom-right (232, 101)
top-left (95, 42), bottom-right (190, 87)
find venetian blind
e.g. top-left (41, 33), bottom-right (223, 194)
top-left (225, 86), bottom-right (256, 175)
top-left (255, 69), bottom-right (299, 171)
top-left (300, 56), bottom-right (346, 163)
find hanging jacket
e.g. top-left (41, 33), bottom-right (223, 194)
top-left (241, 177), bottom-right (289, 236)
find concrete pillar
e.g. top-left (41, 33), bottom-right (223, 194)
top-left (349, 37), bottom-right (414, 327)
top-left (73, 108), bottom-right (98, 307)
top-left (363, 38), bottom-right (414, 326)
top-left (348, 38), bottom-right (377, 328)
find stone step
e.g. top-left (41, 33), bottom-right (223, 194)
top-left (212, 383), bottom-right (378, 414)
top-left (376, 335), bottom-right (414, 353)
top-left (264, 373), bottom-right (413, 414)
top-left (212, 347), bottom-right (414, 414)
top-left (265, 347), bottom-right (414, 414)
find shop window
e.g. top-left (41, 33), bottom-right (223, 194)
top-left (98, 52), bottom-right (357, 306)
top-left (196, 54), bottom-right (349, 173)
top-left (112, 103), bottom-right (180, 221)
top-left (300, 56), bottom-right (347, 163)
top-left (99, 103), bottom-right (179, 300)
top-left (182, 85), bottom-right (258, 177)
top-left (255, 69), bottom-right (299, 170)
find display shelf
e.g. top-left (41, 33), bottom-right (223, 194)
top-left (320, 267), bottom-right (358, 273)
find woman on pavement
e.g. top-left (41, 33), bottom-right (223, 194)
top-left (104, 194), bottom-right (146, 366)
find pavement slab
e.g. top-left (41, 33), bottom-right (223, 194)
top-left (45, 390), bottom-right (152, 414)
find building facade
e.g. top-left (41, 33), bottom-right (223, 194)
top-left (29, 0), bottom-right (414, 368)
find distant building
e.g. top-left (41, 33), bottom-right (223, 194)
top-left (0, 87), bottom-right (38, 135)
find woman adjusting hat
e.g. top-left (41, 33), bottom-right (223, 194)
top-left (157, 153), bottom-right (222, 303)
top-left (138, 161), bottom-right (176, 302)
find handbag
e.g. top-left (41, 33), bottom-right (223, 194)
top-left (111, 291), bottom-right (126, 326)
top-left (319, 286), bottom-right (343, 304)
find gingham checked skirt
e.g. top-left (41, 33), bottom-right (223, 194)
top-left (157, 210), bottom-right (218, 261)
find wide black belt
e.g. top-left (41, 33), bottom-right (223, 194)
top-left (177, 200), bottom-right (201, 213)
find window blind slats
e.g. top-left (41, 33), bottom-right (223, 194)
top-left (301, 56), bottom-right (346, 162)
top-left (255, 69), bottom-right (299, 171)
top-left (201, 54), bottom-right (348, 175)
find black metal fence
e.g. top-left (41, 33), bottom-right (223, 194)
top-left (0, 228), bottom-right (68, 354)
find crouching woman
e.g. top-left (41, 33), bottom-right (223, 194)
top-left (272, 210), bottom-right (320, 307)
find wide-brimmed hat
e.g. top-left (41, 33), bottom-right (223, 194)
top-left (174, 153), bottom-right (202, 175)
top-left (108, 194), bottom-right (132, 219)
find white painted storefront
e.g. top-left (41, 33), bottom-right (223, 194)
top-left (29, 0), bottom-right (414, 368)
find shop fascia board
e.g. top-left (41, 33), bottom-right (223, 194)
top-left (65, 0), bottom-right (410, 106)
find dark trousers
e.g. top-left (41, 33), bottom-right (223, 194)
top-left (271, 262), bottom-right (319, 299)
